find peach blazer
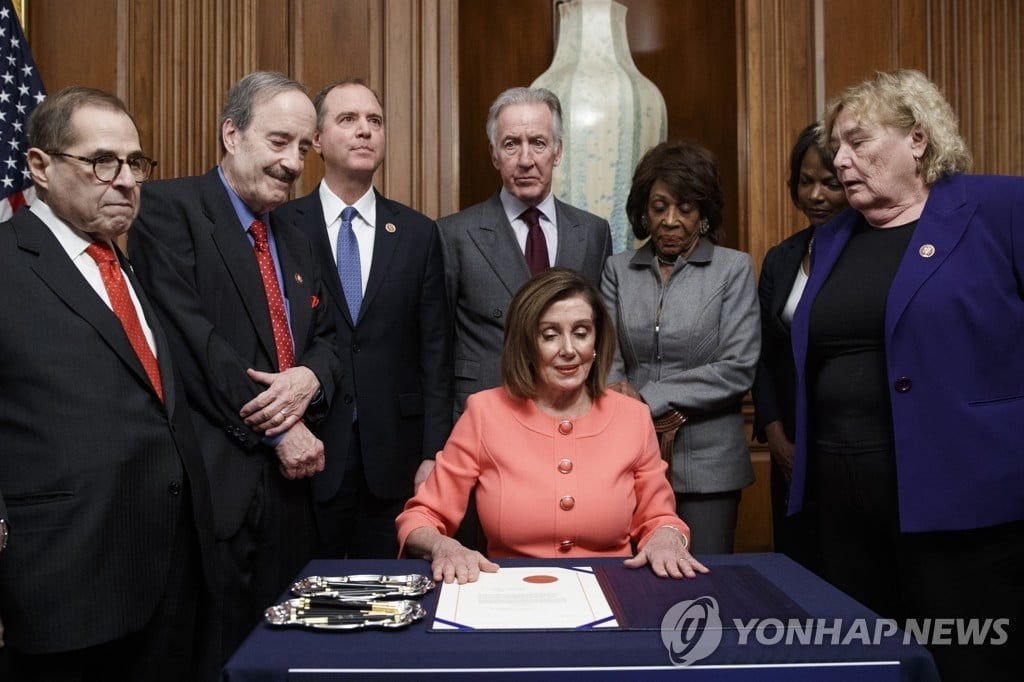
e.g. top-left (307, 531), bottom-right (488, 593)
top-left (396, 388), bottom-right (689, 558)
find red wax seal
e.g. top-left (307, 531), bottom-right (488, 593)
top-left (523, 574), bottom-right (559, 584)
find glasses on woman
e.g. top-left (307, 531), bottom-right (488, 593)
top-left (45, 151), bottom-right (157, 183)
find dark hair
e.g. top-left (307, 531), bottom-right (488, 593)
top-left (502, 267), bottom-right (615, 401)
top-left (626, 140), bottom-right (725, 244)
top-left (312, 77), bottom-right (384, 130)
top-left (218, 71), bottom-right (307, 155)
top-left (787, 122), bottom-right (837, 206)
top-left (27, 86), bottom-right (136, 153)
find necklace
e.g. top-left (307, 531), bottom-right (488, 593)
top-left (657, 255), bottom-right (677, 267)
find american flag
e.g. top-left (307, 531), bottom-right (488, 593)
top-left (0, 1), bottom-right (45, 220)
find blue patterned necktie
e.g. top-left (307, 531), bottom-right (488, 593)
top-left (337, 206), bottom-right (362, 322)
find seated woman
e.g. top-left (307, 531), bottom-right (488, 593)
top-left (397, 267), bottom-right (708, 584)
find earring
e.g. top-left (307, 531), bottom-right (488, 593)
top-left (640, 215), bottom-right (649, 230)
top-left (699, 218), bottom-right (710, 235)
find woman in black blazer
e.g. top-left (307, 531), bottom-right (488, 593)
top-left (752, 123), bottom-right (846, 571)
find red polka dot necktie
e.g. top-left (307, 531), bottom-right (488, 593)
top-left (249, 219), bottom-right (295, 371)
top-left (521, 207), bottom-right (549, 275)
top-left (84, 241), bottom-right (164, 402)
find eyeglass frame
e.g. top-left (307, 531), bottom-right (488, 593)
top-left (44, 150), bottom-right (158, 183)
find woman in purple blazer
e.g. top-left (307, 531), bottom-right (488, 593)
top-left (789, 69), bottom-right (1023, 682)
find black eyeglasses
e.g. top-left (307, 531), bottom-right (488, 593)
top-left (45, 151), bottom-right (157, 183)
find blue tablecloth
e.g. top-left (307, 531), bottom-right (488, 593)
top-left (223, 554), bottom-right (939, 682)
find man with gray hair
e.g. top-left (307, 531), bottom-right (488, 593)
top-left (0, 84), bottom-right (218, 682)
top-left (439, 87), bottom-right (612, 417)
top-left (128, 71), bottom-right (341, 662)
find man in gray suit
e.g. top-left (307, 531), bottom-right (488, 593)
top-left (439, 87), bottom-right (612, 416)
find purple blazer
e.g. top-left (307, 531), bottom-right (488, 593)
top-left (789, 172), bottom-right (1024, 532)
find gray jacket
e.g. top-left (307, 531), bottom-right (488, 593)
top-left (601, 239), bottom-right (760, 493)
top-left (439, 192), bottom-right (612, 415)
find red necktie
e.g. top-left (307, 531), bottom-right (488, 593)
top-left (521, 207), bottom-right (549, 275)
top-left (85, 242), bottom-right (164, 402)
top-left (249, 219), bottom-right (295, 371)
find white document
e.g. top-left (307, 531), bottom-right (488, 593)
top-left (431, 566), bottom-right (618, 630)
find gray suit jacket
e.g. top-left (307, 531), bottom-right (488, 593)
top-left (438, 192), bottom-right (612, 414)
top-left (601, 239), bottom-right (760, 493)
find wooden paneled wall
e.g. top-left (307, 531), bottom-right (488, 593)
top-left (27, 0), bottom-right (458, 217)
top-left (26, 0), bottom-right (1023, 260)
top-left (744, 0), bottom-right (1024, 272)
top-left (23, 0), bottom-right (1024, 553)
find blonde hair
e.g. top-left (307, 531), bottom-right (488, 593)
top-left (822, 69), bottom-right (971, 184)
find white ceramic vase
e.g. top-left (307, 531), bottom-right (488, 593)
top-left (531, 0), bottom-right (667, 253)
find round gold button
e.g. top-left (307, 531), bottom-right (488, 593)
top-left (557, 458), bottom-right (573, 474)
top-left (559, 495), bottom-right (575, 511)
top-left (558, 420), bottom-right (573, 435)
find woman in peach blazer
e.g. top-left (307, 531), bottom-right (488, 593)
top-left (396, 268), bottom-right (707, 584)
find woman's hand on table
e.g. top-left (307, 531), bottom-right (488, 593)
top-left (430, 535), bottom-right (499, 584)
top-left (406, 527), bottom-right (499, 584)
top-left (624, 527), bottom-right (709, 579)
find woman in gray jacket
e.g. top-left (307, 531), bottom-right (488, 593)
top-left (601, 140), bottom-right (760, 554)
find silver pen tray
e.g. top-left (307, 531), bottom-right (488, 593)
top-left (290, 573), bottom-right (435, 600)
top-left (264, 597), bottom-right (426, 630)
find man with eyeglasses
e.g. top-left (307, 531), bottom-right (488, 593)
top-left (127, 71), bottom-right (341, 664)
top-left (0, 86), bottom-right (218, 680)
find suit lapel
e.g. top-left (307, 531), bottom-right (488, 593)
top-left (287, 191), bottom-right (355, 328)
top-left (466, 193), bottom-right (530, 297)
top-left (552, 197), bottom-right (587, 270)
top-left (271, 213), bottom-right (315, 354)
top-left (885, 174), bottom-right (972, 338)
top-left (361, 191), bottom-right (398, 318)
top-left (14, 211), bottom-right (159, 401)
top-left (791, 209), bottom-right (856, 368)
top-left (119, 246), bottom-right (177, 407)
top-left (200, 170), bottom-right (279, 366)
top-left (769, 230), bottom-right (811, 335)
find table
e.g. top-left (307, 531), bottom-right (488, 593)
top-left (223, 554), bottom-right (939, 682)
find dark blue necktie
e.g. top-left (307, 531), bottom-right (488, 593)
top-left (337, 206), bottom-right (362, 322)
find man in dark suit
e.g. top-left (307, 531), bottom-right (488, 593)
top-left (127, 72), bottom-right (341, 662)
top-left (0, 86), bottom-right (217, 681)
top-left (439, 87), bottom-right (612, 416)
top-left (277, 78), bottom-right (452, 558)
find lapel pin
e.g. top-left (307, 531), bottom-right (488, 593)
top-left (385, 223), bottom-right (397, 233)
top-left (294, 273), bottom-right (305, 285)
top-left (918, 244), bottom-right (935, 258)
